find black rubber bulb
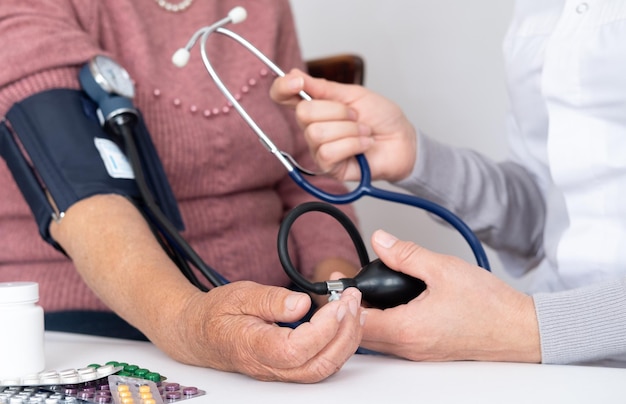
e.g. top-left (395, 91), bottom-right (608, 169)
top-left (347, 258), bottom-right (426, 309)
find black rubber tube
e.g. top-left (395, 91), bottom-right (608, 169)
top-left (277, 201), bottom-right (369, 295)
top-left (112, 114), bottom-right (226, 288)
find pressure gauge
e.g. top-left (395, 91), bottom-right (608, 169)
top-left (79, 55), bottom-right (137, 125)
top-left (86, 55), bottom-right (135, 99)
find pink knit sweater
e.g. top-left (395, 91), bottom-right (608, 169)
top-left (0, 0), bottom-right (359, 311)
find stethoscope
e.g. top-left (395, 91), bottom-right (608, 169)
top-left (173, 7), bottom-right (491, 308)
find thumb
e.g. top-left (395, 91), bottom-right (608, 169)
top-left (270, 69), bottom-right (306, 105)
top-left (370, 229), bottom-right (437, 283)
top-left (297, 68), bottom-right (364, 105)
top-left (234, 282), bottom-right (312, 324)
top-left (271, 68), bottom-right (363, 105)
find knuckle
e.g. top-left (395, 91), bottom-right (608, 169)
top-left (393, 241), bottom-right (425, 268)
top-left (281, 343), bottom-right (305, 367)
top-left (316, 143), bottom-right (335, 164)
top-left (306, 123), bottom-right (327, 143)
top-left (307, 358), bottom-right (340, 382)
top-left (295, 101), bottom-right (314, 123)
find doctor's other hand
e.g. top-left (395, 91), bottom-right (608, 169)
top-left (270, 69), bottom-right (417, 183)
top-left (156, 282), bottom-right (364, 383)
top-left (359, 230), bottom-right (541, 363)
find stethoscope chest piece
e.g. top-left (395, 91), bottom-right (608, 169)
top-left (278, 201), bottom-right (426, 309)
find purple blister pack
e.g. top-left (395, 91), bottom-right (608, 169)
top-left (108, 376), bottom-right (205, 404)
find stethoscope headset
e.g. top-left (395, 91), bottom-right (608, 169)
top-left (81, 6), bottom-right (490, 310)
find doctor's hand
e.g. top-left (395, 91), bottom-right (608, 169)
top-left (156, 282), bottom-right (364, 383)
top-left (356, 230), bottom-right (541, 363)
top-left (270, 69), bottom-right (417, 183)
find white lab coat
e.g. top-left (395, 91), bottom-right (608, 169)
top-left (398, 0), bottom-right (626, 293)
top-left (503, 0), bottom-right (626, 292)
top-left (396, 0), bottom-right (626, 363)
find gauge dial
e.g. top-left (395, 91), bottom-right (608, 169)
top-left (89, 55), bottom-right (135, 98)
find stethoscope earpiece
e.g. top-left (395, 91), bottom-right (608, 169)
top-left (172, 48), bottom-right (191, 68)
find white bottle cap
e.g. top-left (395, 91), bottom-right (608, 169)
top-left (0, 282), bottom-right (39, 304)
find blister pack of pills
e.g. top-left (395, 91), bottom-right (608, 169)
top-left (0, 362), bottom-right (205, 404)
top-left (0, 365), bottom-right (121, 388)
top-left (0, 380), bottom-right (111, 404)
top-left (108, 376), bottom-right (205, 404)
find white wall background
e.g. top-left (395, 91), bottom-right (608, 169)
top-left (290, 0), bottom-right (524, 287)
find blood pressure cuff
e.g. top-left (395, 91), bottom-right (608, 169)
top-left (0, 88), bottom-right (184, 251)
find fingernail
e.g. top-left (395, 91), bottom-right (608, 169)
top-left (285, 293), bottom-right (305, 311)
top-left (348, 108), bottom-right (359, 121)
top-left (336, 304), bottom-right (347, 322)
top-left (360, 311), bottom-right (368, 326)
top-left (374, 230), bottom-right (398, 249)
top-left (288, 76), bottom-right (304, 92)
top-left (348, 296), bottom-right (358, 317)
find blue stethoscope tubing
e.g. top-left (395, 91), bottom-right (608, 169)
top-left (288, 154), bottom-right (491, 271)
top-left (175, 8), bottom-right (491, 273)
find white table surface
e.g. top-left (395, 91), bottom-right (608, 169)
top-left (44, 331), bottom-right (626, 404)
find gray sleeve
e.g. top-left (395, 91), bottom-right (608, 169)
top-left (394, 132), bottom-right (545, 268)
top-left (534, 278), bottom-right (626, 364)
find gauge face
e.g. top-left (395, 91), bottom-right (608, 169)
top-left (90, 55), bottom-right (135, 98)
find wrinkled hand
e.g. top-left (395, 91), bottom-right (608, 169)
top-left (50, 195), bottom-right (362, 382)
top-left (153, 281), bottom-right (364, 383)
top-left (346, 230), bottom-right (541, 363)
top-left (270, 69), bottom-right (417, 182)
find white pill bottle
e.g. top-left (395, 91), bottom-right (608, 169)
top-left (0, 282), bottom-right (45, 380)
